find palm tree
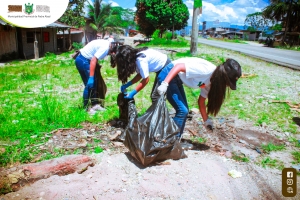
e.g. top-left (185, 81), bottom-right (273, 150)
top-left (262, 0), bottom-right (300, 45)
top-left (88, 0), bottom-right (124, 38)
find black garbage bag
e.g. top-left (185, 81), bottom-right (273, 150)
top-left (117, 92), bottom-right (131, 125)
top-left (123, 94), bottom-right (186, 166)
top-left (93, 63), bottom-right (107, 107)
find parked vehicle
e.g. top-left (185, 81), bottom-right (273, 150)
top-left (258, 32), bottom-right (274, 44)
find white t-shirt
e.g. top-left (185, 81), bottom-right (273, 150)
top-left (135, 49), bottom-right (168, 79)
top-left (80, 39), bottom-right (110, 60)
top-left (172, 57), bottom-right (216, 98)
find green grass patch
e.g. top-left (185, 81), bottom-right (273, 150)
top-left (291, 151), bottom-right (300, 164)
top-left (232, 152), bottom-right (250, 162)
top-left (261, 143), bottom-right (286, 153)
top-left (259, 157), bottom-right (285, 170)
top-left (191, 136), bottom-right (207, 144)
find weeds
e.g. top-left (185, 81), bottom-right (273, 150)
top-left (232, 152), bottom-right (250, 162)
top-left (259, 157), bottom-right (284, 170)
top-left (261, 143), bottom-right (286, 153)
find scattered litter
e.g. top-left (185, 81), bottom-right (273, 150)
top-left (241, 73), bottom-right (257, 78)
top-left (255, 147), bottom-right (261, 154)
top-left (271, 100), bottom-right (300, 112)
top-left (292, 164), bottom-right (300, 172)
top-left (228, 170), bottom-right (242, 178)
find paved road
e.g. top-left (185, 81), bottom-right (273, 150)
top-left (193, 38), bottom-right (300, 70)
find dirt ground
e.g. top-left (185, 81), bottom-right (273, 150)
top-left (1, 110), bottom-right (300, 200)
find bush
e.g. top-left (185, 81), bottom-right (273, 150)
top-left (72, 42), bottom-right (84, 50)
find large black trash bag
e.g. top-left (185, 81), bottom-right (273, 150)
top-left (93, 63), bottom-right (107, 107)
top-left (123, 94), bottom-right (186, 166)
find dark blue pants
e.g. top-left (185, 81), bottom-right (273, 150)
top-left (75, 53), bottom-right (97, 108)
top-left (157, 63), bottom-right (189, 137)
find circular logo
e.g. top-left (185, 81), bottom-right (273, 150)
top-left (0, 0), bottom-right (69, 28)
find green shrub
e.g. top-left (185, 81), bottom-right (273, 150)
top-left (72, 42), bottom-right (84, 50)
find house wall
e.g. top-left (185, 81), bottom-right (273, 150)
top-left (72, 33), bottom-right (85, 44)
top-left (21, 28), bottom-right (57, 57)
top-left (0, 25), bottom-right (17, 55)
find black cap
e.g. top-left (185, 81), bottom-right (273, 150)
top-left (224, 59), bottom-right (242, 90)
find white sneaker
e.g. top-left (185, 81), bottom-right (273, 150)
top-left (88, 108), bottom-right (96, 115)
top-left (92, 104), bottom-right (106, 111)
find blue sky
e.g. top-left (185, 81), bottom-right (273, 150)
top-left (103, 0), bottom-right (270, 25)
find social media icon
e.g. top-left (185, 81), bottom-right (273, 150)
top-left (287, 179), bottom-right (293, 185)
top-left (287, 187), bottom-right (293, 193)
top-left (287, 171), bottom-right (293, 178)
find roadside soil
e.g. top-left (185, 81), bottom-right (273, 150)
top-left (1, 112), bottom-right (300, 200)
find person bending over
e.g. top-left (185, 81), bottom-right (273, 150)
top-left (111, 45), bottom-right (171, 99)
top-left (157, 57), bottom-right (242, 138)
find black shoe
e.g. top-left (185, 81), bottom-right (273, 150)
top-left (180, 141), bottom-right (193, 150)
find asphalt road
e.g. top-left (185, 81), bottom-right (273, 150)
top-left (193, 38), bottom-right (300, 70)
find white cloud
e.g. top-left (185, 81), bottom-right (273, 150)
top-left (108, 0), bottom-right (120, 7)
top-left (183, 0), bottom-right (269, 25)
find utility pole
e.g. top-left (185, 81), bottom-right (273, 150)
top-left (190, 0), bottom-right (202, 55)
top-left (190, 7), bottom-right (200, 55)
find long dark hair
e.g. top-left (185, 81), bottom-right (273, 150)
top-left (110, 45), bottom-right (148, 83)
top-left (207, 58), bottom-right (241, 116)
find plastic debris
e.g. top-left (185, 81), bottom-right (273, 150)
top-left (228, 170), bottom-right (242, 178)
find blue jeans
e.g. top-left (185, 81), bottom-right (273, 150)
top-left (75, 53), bottom-right (96, 108)
top-left (157, 63), bottom-right (189, 137)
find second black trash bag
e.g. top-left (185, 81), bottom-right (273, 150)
top-left (124, 95), bottom-right (186, 166)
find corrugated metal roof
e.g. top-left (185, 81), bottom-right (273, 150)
top-left (0, 19), bottom-right (7, 25)
top-left (43, 21), bottom-right (71, 28)
top-left (0, 19), bottom-right (71, 28)
top-left (57, 30), bottom-right (83, 35)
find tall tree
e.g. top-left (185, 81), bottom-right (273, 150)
top-left (59, 0), bottom-right (86, 50)
top-left (59, 0), bottom-right (86, 28)
top-left (135, 0), bottom-right (156, 37)
top-left (262, 0), bottom-right (300, 45)
top-left (135, 0), bottom-right (189, 38)
top-left (244, 12), bottom-right (274, 32)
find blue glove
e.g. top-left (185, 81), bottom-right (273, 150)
top-left (87, 76), bottom-right (94, 89)
top-left (120, 81), bottom-right (132, 93)
top-left (124, 89), bottom-right (137, 99)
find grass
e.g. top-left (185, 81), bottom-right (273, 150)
top-left (191, 136), bottom-right (207, 144)
top-left (0, 42), bottom-right (299, 167)
top-left (259, 157), bottom-right (284, 170)
top-left (261, 143), bottom-right (286, 153)
top-left (232, 152), bottom-right (250, 163)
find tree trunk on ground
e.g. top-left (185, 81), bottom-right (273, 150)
top-left (190, 7), bottom-right (200, 55)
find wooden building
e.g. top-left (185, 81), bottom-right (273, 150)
top-left (0, 19), bottom-right (71, 61)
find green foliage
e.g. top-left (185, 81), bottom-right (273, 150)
top-left (261, 143), bottom-right (285, 153)
top-left (94, 146), bottom-right (103, 154)
top-left (72, 42), bottom-right (84, 50)
top-left (59, 0), bottom-right (86, 28)
top-left (244, 12), bottom-right (273, 31)
top-left (232, 152), bottom-right (250, 162)
top-left (292, 151), bottom-right (300, 163)
top-left (135, 0), bottom-right (189, 37)
top-left (88, 1), bottom-right (135, 37)
top-left (139, 36), bottom-right (188, 47)
top-left (259, 157), bottom-right (284, 169)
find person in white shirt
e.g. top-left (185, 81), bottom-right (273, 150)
top-left (111, 45), bottom-right (170, 99)
top-left (75, 37), bottom-right (115, 113)
top-left (157, 57), bottom-right (242, 138)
